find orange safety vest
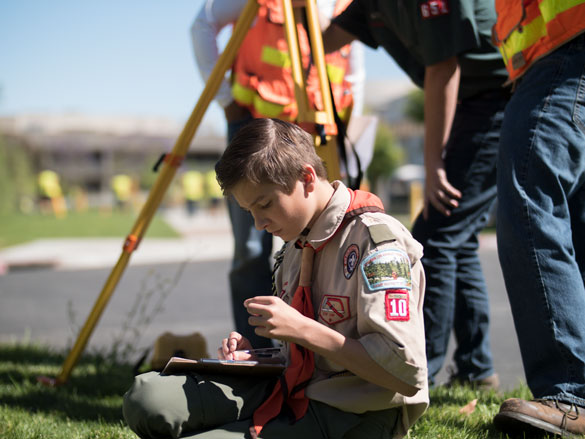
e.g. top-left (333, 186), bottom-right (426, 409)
top-left (231, 0), bottom-right (353, 134)
top-left (492, 0), bottom-right (585, 82)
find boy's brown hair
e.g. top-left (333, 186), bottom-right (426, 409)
top-left (215, 118), bottom-right (327, 194)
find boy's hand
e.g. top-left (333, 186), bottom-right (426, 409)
top-left (218, 331), bottom-right (253, 360)
top-left (245, 296), bottom-right (307, 342)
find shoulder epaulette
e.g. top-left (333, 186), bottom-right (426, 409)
top-left (366, 223), bottom-right (396, 246)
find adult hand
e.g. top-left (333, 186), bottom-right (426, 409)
top-left (424, 158), bottom-right (461, 219)
top-left (223, 101), bottom-right (251, 123)
top-left (244, 296), bottom-right (308, 343)
top-left (218, 331), bottom-right (253, 360)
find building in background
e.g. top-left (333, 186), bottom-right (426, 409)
top-left (0, 80), bottom-right (423, 214)
top-left (0, 113), bottom-right (224, 210)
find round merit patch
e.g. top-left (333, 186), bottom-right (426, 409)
top-left (343, 244), bottom-right (360, 279)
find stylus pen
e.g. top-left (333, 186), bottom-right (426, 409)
top-left (235, 347), bottom-right (283, 357)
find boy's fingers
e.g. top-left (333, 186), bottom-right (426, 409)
top-left (245, 297), bottom-right (276, 316)
top-left (227, 332), bottom-right (242, 351)
top-left (248, 314), bottom-right (269, 327)
top-left (219, 339), bottom-right (232, 360)
top-left (244, 296), bottom-right (275, 306)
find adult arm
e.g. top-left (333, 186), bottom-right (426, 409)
top-left (244, 296), bottom-right (419, 397)
top-left (190, 0), bottom-right (247, 112)
top-left (422, 56), bottom-right (462, 218)
top-left (322, 23), bottom-right (357, 53)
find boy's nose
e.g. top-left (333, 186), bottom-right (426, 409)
top-left (253, 215), bottom-right (268, 231)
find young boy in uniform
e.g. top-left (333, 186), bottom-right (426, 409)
top-left (123, 118), bottom-right (429, 439)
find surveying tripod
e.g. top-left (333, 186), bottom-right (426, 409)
top-left (39, 0), bottom-right (350, 386)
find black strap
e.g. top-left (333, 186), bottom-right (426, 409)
top-left (327, 78), bottom-right (363, 190)
top-left (152, 153), bottom-right (166, 172)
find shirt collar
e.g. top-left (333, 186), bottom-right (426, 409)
top-left (299, 181), bottom-right (350, 250)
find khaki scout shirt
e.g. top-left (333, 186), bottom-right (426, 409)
top-left (275, 181), bottom-right (429, 437)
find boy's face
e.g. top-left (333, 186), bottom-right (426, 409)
top-left (231, 178), bottom-right (315, 242)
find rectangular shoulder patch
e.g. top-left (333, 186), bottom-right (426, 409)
top-left (367, 223), bottom-right (395, 245)
top-left (385, 289), bottom-right (410, 321)
top-left (360, 248), bottom-right (412, 291)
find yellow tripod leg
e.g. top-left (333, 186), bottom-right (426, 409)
top-left (42, 0), bottom-right (260, 386)
top-left (281, 0), bottom-right (311, 121)
top-left (304, 0), bottom-right (335, 125)
top-left (282, 0), bottom-right (342, 183)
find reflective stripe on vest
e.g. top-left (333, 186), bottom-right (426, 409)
top-left (261, 45), bottom-right (291, 68)
top-left (494, 0), bottom-right (585, 81)
top-left (232, 75), bottom-right (292, 119)
top-left (262, 45), bottom-right (345, 85)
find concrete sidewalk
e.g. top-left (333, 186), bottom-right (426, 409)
top-left (0, 207), bottom-right (498, 273)
top-left (0, 208), bottom-right (234, 273)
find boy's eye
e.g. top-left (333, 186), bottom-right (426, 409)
top-left (260, 201), bottom-right (271, 209)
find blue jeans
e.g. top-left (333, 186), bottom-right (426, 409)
top-left (496, 34), bottom-right (585, 407)
top-left (227, 118), bottom-right (274, 349)
top-left (412, 92), bottom-right (508, 384)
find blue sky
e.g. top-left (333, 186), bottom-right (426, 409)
top-left (0, 0), bottom-right (407, 134)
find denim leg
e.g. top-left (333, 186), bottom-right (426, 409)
top-left (227, 119), bottom-right (274, 349)
top-left (497, 35), bottom-right (585, 406)
top-left (452, 236), bottom-right (492, 380)
top-left (413, 95), bottom-right (506, 384)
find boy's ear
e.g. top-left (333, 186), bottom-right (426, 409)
top-left (302, 165), bottom-right (317, 193)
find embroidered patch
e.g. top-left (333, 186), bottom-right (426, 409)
top-left (360, 248), bottom-right (412, 291)
top-left (319, 295), bottom-right (351, 325)
top-left (420, 0), bottom-right (449, 18)
top-left (385, 289), bottom-right (410, 321)
top-left (343, 244), bottom-right (360, 279)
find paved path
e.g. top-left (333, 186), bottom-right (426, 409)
top-left (0, 209), bottom-right (234, 272)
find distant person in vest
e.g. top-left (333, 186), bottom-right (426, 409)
top-left (491, 1), bottom-right (585, 437)
top-left (111, 174), bottom-right (133, 212)
top-left (182, 170), bottom-right (205, 216)
top-left (191, 0), bottom-right (365, 349)
top-left (38, 169), bottom-right (67, 219)
top-left (323, 0), bottom-right (510, 390)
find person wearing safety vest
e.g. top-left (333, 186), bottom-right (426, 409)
top-left (38, 169), bottom-right (67, 218)
top-left (191, 0), bottom-right (365, 350)
top-left (323, 0), bottom-right (510, 391)
top-left (229, 0), bottom-right (353, 134)
top-left (491, 1), bottom-right (585, 437)
top-left (182, 170), bottom-right (205, 216)
top-left (111, 174), bottom-right (133, 211)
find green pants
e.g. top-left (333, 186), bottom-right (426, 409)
top-left (123, 371), bottom-right (400, 439)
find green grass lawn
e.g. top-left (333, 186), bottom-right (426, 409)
top-left (0, 343), bottom-right (136, 439)
top-left (0, 343), bottom-right (554, 439)
top-left (0, 210), bottom-right (179, 249)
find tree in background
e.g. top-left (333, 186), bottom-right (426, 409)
top-left (404, 89), bottom-right (425, 123)
top-left (366, 121), bottom-right (405, 194)
top-left (0, 135), bottom-right (36, 215)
